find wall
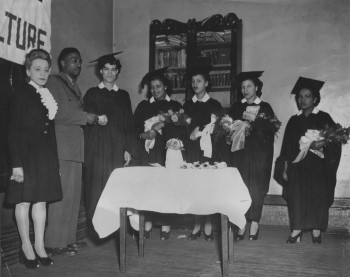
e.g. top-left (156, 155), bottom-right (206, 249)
top-left (1, 0), bottom-right (114, 228)
top-left (113, 0), bottom-right (350, 197)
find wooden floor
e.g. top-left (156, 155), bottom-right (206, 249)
top-left (2, 225), bottom-right (349, 277)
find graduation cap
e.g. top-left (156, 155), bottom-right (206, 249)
top-left (89, 51), bottom-right (123, 63)
top-left (235, 71), bottom-right (264, 82)
top-left (140, 66), bottom-right (169, 89)
top-left (290, 76), bottom-right (325, 95)
top-left (186, 64), bottom-right (213, 78)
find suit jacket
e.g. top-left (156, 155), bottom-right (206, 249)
top-left (46, 72), bottom-right (87, 162)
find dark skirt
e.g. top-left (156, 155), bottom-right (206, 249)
top-left (6, 139), bottom-right (62, 204)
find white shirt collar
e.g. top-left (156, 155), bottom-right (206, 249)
top-left (29, 80), bottom-right (42, 91)
top-left (297, 107), bottom-right (320, 116)
top-left (98, 82), bottom-right (119, 92)
top-left (149, 94), bottom-right (171, 103)
top-left (241, 97), bottom-right (261, 104)
top-left (192, 93), bottom-right (210, 103)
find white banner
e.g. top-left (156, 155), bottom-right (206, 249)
top-left (0, 0), bottom-right (51, 65)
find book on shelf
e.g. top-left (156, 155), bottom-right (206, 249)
top-left (156, 49), bottom-right (186, 68)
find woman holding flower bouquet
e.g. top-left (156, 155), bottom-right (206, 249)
top-left (184, 64), bottom-right (223, 242)
top-left (228, 71), bottom-right (277, 241)
top-left (6, 49), bottom-right (62, 268)
top-left (280, 77), bottom-right (342, 244)
top-left (134, 68), bottom-right (188, 240)
top-left (83, 52), bottom-right (137, 227)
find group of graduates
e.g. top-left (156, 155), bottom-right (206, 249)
top-left (5, 48), bottom-right (342, 269)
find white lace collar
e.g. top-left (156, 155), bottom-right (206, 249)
top-left (149, 94), bottom-right (171, 103)
top-left (241, 97), bottom-right (261, 104)
top-left (98, 82), bottom-right (119, 91)
top-left (192, 93), bottom-right (210, 103)
top-left (297, 107), bottom-right (320, 116)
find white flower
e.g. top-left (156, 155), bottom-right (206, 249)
top-left (37, 88), bottom-right (58, 120)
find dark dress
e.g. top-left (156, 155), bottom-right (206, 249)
top-left (134, 98), bottom-right (187, 166)
top-left (6, 83), bottom-right (62, 204)
top-left (228, 100), bottom-right (275, 222)
top-left (83, 86), bottom-right (137, 224)
top-left (183, 96), bottom-right (222, 163)
top-left (280, 109), bottom-right (341, 231)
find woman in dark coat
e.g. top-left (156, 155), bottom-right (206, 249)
top-left (228, 71), bottom-right (276, 241)
top-left (134, 68), bottom-right (187, 240)
top-left (83, 53), bottom-right (137, 226)
top-left (6, 49), bottom-right (62, 268)
top-left (184, 65), bottom-right (222, 242)
top-left (280, 77), bottom-right (341, 244)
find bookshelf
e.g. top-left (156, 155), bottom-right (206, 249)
top-left (149, 13), bottom-right (242, 107)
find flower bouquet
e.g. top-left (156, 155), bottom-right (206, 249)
top-left (293, 124), bottom-right (350, 163)
top-left (159, 109), bottom-right (191, 126)
top-left (320, 123), bottom-right (350, 144)
top-left (218, 111), bottom-right (281, 153)
top-left (165, 138), bottom-right (184, 168)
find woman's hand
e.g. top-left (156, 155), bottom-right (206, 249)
top-left (140, 130), bottom-right (157, 140)
top-left (190, 126), bottom-right (200, 141)
top-left (282, 161), bottom-right (288, 182)
top-left (124, 151), bottom-right (131, 167)
top-left (151, 121), bottom-right (165, 131)
top-left (11, 167), bottom-right (24, 183)
top-left (310, 140), bottom-right (326, 150)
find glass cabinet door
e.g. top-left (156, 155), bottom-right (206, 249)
top-left (154, 33), bottom-right (187, 94)
top-left (196, 30), bottom-right (232, 107)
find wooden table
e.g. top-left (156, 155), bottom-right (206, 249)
top-left (93, 167), bottom-right (251, 276)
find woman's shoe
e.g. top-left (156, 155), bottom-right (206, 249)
top-left (34, 249), bottom-right (54, 266)
top-left (249, 228), bottom-right (259, 241)
top-left (160, 231), bottom-right (170, 240)
top-left (204, 232), bottom-right (214, 242)
top-left (286, 231), bottom-right (303, 243)
top-left (311, 233), bottom-right (322, 244)
top-left (144, 228), bottom-right (152, 239)
top-left (18, 249), bottom-right (39, 269)
top-left (235, 228), bottom-right (246, 241)
top-left (188, 230), bottom-right (201, 241)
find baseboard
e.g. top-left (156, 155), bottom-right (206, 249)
top-left (261, 195), bottom-right (350, 235)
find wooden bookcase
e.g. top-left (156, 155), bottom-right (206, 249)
top-left (149, 13), bottom-right (242, 107)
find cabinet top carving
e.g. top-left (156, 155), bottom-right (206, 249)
top-left (151, 13), bottom-right (241, 34)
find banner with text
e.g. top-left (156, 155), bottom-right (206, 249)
top-left (0, 0), bottom-right (51, 65)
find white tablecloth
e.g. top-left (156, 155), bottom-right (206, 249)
top-left (92, 166), bottom-right (251, 238)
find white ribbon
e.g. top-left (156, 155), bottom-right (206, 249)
top-left (200, 123), bottom-right (215, 158)
top-left (229, 120), bottom-right (250, 152)
top-left (292, 129), bottom-right (324, 163)
top-left (144, 116), bottom-right (162, 153)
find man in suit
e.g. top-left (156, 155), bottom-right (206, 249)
top-left (45, 48), bottom-right (98, 256)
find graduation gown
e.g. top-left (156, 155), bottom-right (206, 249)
top-left (83, 86), bottom-right (137, 223)
top-left (134, 97), bottom-right (187, 166)
top-left (228, 100), bottom-right (275, 222)
top-left (280, 109), bottom-right (341, 231)
top-left (6, 83), bottom-right (62, 204)
top-left (183, 96), bottom-right (222, 163)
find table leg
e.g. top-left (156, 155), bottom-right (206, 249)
top-left (229, 223), bottom-right (234, 264)
top-left (139, 212), bottom-right (145, 257)
top-left (221, 214), bottom-right (229, 277)
top-left (120, 208), bottom-right (127, 272)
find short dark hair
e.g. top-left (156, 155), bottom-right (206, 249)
top-left (191, 72), bottom-right (212, 91)
top-left (98, 56), bottom-right (121, 72)
top-left (57, 47), bottom-right (80, 71)
top-left (25, 49), bottom-right (51, 69)
top-left (147, 73), bottom-right (171, 98)
top-left (239, 78), bottom-right (263, 97)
